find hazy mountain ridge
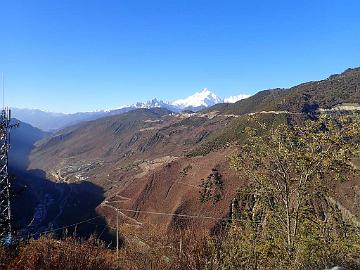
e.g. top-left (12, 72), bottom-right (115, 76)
top-left (9, 118), bottom-right (49, 171)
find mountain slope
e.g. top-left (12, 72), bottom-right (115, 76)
top-left (209, 67), bottom-right (360, 115)
top-left (26, 107), bottom-right (239, 231)
top-left (28, 108), bottom-right (230, 187)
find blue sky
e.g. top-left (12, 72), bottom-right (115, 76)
top-left (1, 0), bottom-right (360, 113)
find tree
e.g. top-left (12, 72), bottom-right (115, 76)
top-left (228, 114), bottom-right (360, 267)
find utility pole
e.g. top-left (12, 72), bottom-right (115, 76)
top-left (231, 198), bottom-right (236, 223)
top-left (179, 236), bottom-right (182, 258)
top-left (116, 210), bottom-right (119, 258)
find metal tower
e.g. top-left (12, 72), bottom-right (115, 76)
top-left (0, 108), bottom-right (18, 244)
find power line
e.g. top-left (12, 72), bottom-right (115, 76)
top-left (103, 203), bottom-right (238, 222)
top-left (23, 216), bottom-right (101, 239)
top-left (20, 200), bottom-right (239, 239)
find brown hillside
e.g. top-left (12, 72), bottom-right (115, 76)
top-left (28, 108), bottom-right (243, 232)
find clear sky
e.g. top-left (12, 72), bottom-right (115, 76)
top-left (1, 0), bottom-right (360, 113)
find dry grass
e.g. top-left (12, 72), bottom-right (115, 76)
top-left (1, 222), bottom-right (359, 270)
top-left (117, 224), bottom-right (211, 270)
top-left (1, 236), bottom-right (119, 270)
top-left (0, 226), bottom-right (211, 270)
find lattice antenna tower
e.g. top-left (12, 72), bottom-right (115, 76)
top-left (0, 73), bottom-right (19, 244)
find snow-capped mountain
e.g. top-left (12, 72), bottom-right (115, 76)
top-left (13, 89), bottom-right (250, 131)
top-left (131, 98), bottom-right (167, 109)
top-left (171, 88), bottom-right (222, 111)
top-left (127, 88), bottom-right (234, 112)
top-left (128, 98), bottom-right (175, 111)
top-left (224, 94), bottom-right (251, 103)
top-left (117, 88), bottom-right (224, 112)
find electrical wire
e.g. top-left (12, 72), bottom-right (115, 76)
top-left (103, 202), bottom-right (238, 222)
top-left (22, 216), bottom-right (101, 239)
top-left (20, 198), bottom-right (240, 238)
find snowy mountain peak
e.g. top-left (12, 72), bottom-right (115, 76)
top-left (171, 88), bottom-right (222, 110)
top-left (199, 88), bottom-right (211, 94)
top-left (224, 94), bottom-right (251, 103)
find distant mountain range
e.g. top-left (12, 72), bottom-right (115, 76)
top-left (12, 88), bottom-right (250, 131)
